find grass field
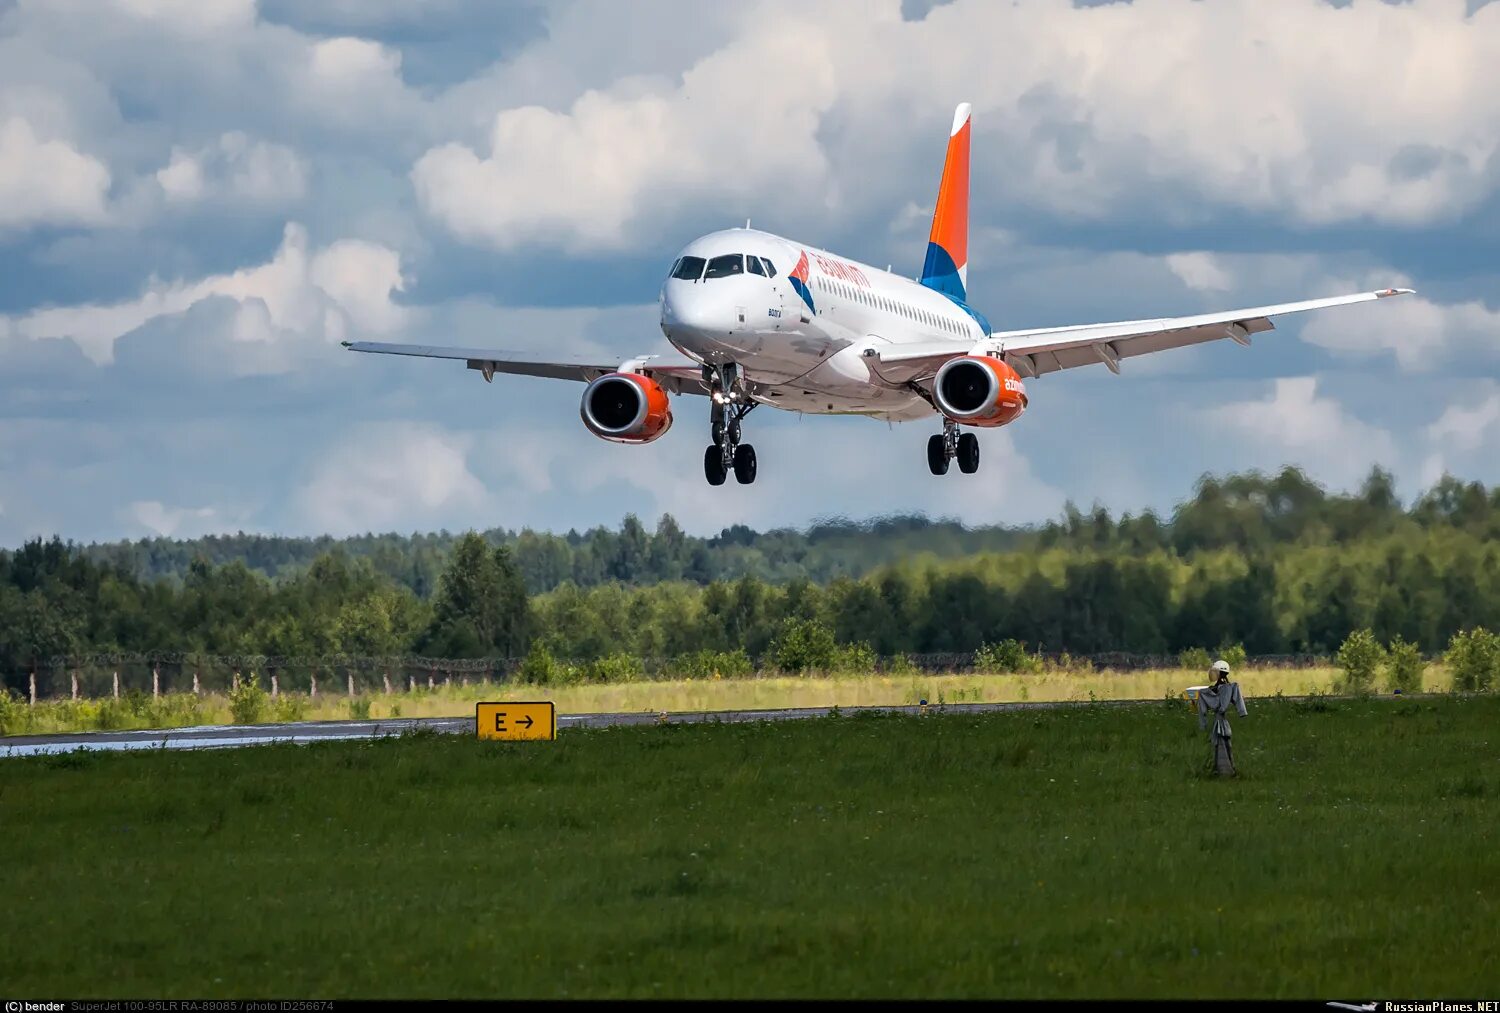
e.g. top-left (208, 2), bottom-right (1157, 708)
top-left (0, 664), bottom-right (1406, 736)
top-left (2, 694), bottom-right (1495, 998)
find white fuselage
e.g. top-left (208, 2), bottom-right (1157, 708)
top-left (659, 228), bottom-right (990, 422)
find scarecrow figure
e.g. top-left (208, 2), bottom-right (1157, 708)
top-left (1197, 659), bottom-right (1247, 776)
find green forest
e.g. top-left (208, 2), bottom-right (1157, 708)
top-left (4, 466), bottom-right (1500, 692)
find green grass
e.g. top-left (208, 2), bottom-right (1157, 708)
top-left (2, 696), bottom-right (1496, 998)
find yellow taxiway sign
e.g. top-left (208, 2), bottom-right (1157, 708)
top-left (476, 701), bottom-right (556, 741)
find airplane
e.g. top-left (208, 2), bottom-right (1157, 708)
top-left (345, 102), bottom-right (1413, 486)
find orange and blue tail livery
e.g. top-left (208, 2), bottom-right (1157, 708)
top-left (920, 102), bottom-right (970, 304)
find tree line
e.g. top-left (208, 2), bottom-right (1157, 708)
top-left (5, 466), bottom-right (1500, 691)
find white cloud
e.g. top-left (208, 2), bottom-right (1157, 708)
top-left (1300, 288), bottom-right (1500, 371)
top-left (1204, 376), bottom-right (1397, 490)
top-left (0, 117), bottom-right (111, 229)
top-left (295, 423), bottom-right (490, 536)
top-left (1428, 387), bottom-right (1500, 452)
top-left (4, 222), bottom-right (405, 364)
top-left (110, 0), bottom-right (257, 33)
top-left (412, 0), bottom-right (1500, 250)
top-left (412, 25), bottom-right (839, 250)
top-left (1420, 383), bottom-right (1500, 487)
top-left (129, 500), bottom-right (218, 537)
top-left (1165, 252), bottom-right (1232, 292)
top-left (155, 149), bottom-right (205, 201)
top-left (156, 132), bottom-right (308, 204)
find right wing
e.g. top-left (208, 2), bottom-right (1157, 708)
top-left (868, 287), bottom-right (1415, 384)
top-left (342, 341), bottom-right (711, 396)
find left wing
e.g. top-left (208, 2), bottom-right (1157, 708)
top-left (869, 287), bottom-right (1414, 385)
top-left (342, 341), bottom-right (711, 396)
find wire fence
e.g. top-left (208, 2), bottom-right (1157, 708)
top-left (8, 650), bottom-right (1333, 703)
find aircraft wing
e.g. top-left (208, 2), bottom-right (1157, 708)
top-left (868, 288), bottom-right (1415, 384)
top-left (342, 341), bottom-right (711, 396)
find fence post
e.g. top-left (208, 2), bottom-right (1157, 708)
top-left (71, 671), bottom-right (79, 701)
top-left (383, 673), bottom-right (392, 695)
top-left (347, 673), bottom-right (355, 697)
top-left (310, 673), bottom-right (317, 699)
top-left (271, 673), bottom-right (279, 698)
top-left (152, 666), bottom-right (160, 699)
top-left (428, 669), bottom-right (435, 691)
top-left (233, 671), bottom-right (240, 692)
top-left (29, 672), bottom-right (37, 707)
top-left (408, 674), bottom-right (416, 694)
top-left (113, 671), bottom-right (120, 699)
top-left (193, 672), bottom-right (201, 696)
top-left (444, 674), bottom-right (451, 690)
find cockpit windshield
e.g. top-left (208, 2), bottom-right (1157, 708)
top-left (673, 253), bottom-right (772, 282)
top-left (704, 254), bottom-right (745, 280)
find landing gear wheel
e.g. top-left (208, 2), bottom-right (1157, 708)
top-left (927, 434), bottom-right (949, 475)
top-left (704, 445), bottom-right (727, 486)
top-left (957, 432), bottom-right (980, 474)
top-left (733, 444), bottom-right (757, 484)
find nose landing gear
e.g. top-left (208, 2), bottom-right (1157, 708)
top-left (704, 363), bottom-right (758, 485)
top-left (928, 419), bottom-right (980, 476)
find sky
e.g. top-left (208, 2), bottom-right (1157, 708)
top-left (1, 0), bottom-right (1498, 544)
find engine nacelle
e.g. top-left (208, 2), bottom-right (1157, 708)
top-left (932, 355), bottom-right (1028, 428)
top-left (580, 372), bottom-right (673, 444)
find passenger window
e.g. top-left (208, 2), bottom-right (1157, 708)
top-left (704, 254), bottom-right (745, 279)
top-left (760, 257), bottom-right (777, 277)
top-left (672, 256), bottom-right (706, 281)
top-left (747, 256), bottom-right (766, 277)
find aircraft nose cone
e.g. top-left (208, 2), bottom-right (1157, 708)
top-left (662, 284), bottom-right (726, 337)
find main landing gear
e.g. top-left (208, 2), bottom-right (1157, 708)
top-left (928, 418), bottom-right (979, 476)
top-left (703, 363), bottom-right (758, 485)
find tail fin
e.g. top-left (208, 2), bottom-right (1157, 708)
top-left (920, 102), bottom-right (971, 303)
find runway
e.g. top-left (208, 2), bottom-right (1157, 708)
top-left (1, 698), bottom-right (1166, 759)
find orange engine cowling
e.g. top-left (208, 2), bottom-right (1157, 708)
top-left (932, 354), bottom-right (1028, 428)
top-left (580, 372), bottom-right (673, 444)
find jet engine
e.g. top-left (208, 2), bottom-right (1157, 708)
top-left (931, 355), bottom-right (1028, 427)
top-left (579, 372), bottom-right (673, 444)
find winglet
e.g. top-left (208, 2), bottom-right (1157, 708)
top-left (341, 340), bottom-right (352, 347)
top-left (1376, 287), bottom-right (1416, 298)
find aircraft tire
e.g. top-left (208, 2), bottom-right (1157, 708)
top-left (927, 434), bottom-right (949, 475)
top-left (733, 444), bottom-right (757, 484)
top-left (957, 432), bottom-right (979, 474)
top-left (705, 445), bottom-right (728, 486)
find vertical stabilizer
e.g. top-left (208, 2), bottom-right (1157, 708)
top-left (920, 102), bottom-right (970, 303)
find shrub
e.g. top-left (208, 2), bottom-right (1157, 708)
top-left (272, 694), bottom-right (307, 723)
top-left (585, 653), bottom-right (644, 684)
top-left (348, 696), bottom-right (372, 720)
top-left (975, 639), bottom-right (1042, 674)
top-left (93, 697), bottom-right (130, 730)
top-left (1179, 647), bottom-right (1212, 671)
top-left (228, 675), bottom-right (269, 725)
top-left (0, 689), bottom-right (29, 735)
top-left (1046, 652), bottom-right (1094, 674)
top-left (771, 618), bottom-right (839, 674)
top-left (673, 649), bottom-right (754, 680)
top-left (519, 643), bottom-right (560, 685)
top-left (882, 652), bottom-right (918, 676)
top-left (832, 641), bottom-right (877, 674)
top-left (1446, 627), bottom-right (1500, 692)
top-left (1385, 635), bottom-right (1425, 693)
top-left (1336, 629), bottom-right (1386, 693)
top-left (1216, 642), bottom-right (1249, 672)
